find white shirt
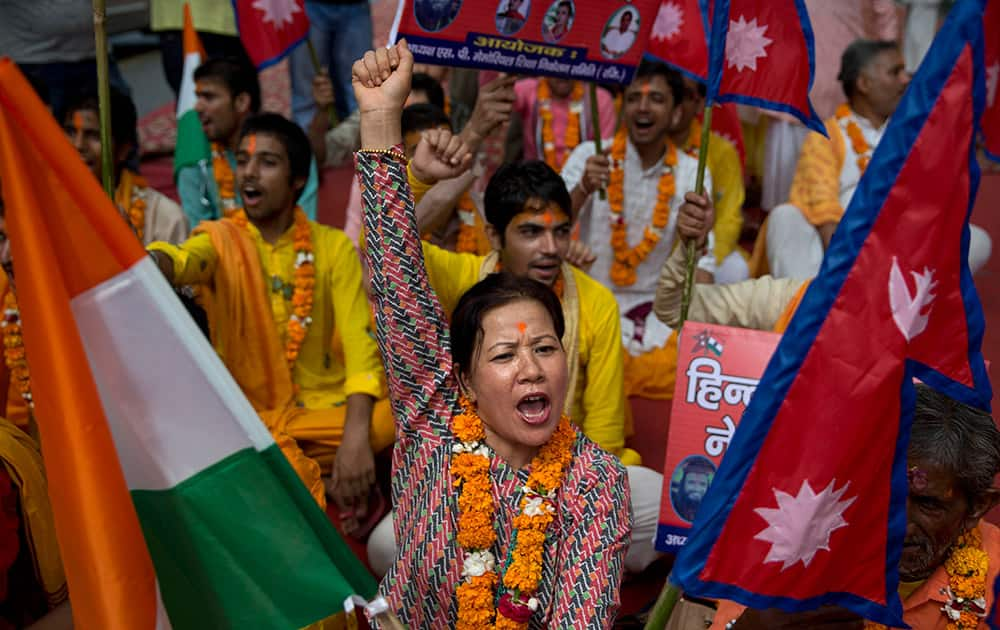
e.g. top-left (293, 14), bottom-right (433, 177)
top-left (562, 138), bottom-right (714, 352)
top-left (836, 109), bottom-right (888, 211)
top-left (602, 28), bottom-right (636, 57)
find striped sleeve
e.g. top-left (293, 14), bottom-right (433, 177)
top-left (356, 149), bottom-right (457, 440)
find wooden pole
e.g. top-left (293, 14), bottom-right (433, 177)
top-left (306, 39), bottom-right (339, 128)
top-left (92, 0), bottom-right (114, 196)
top-left (643, 577), bottom-right (682, 630)
top-left (678, 104), bottom-right (714, 328)
top-left (588, 83), bottom-right (606, 200)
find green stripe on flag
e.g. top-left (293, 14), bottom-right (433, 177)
top-left (132, 445), bottom-right (377, 630)
top-left (174, 109), bottom-right (211, 178)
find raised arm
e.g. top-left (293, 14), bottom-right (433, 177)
top-left (353, 41), bottom-right (473, 437)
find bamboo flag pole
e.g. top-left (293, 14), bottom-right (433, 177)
top-left (677, 103), bottom-right (714, 328)
top-left (643, 104), bottom-right (715, 630)
top-left (92, 0), bottom-right (114, 196)
top-left (306, 39), bottom-right (339, 128)
top-left (588, 83), bottom-right (606, 200)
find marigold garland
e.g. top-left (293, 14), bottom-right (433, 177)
top-left (607, 127), bottom-right (676, 286)
top-left (451, 395), bottom-right (575, 629)
top-left (212, 143), bottom-right (239, 217)
top-left (684, 118), bottom-right (703, 158)
top-left (114, 170), bottom-right (148, 241)
top-left (232, 207), bottom-right (315, 371)
top-left (864, 526), bottom-right (988, 630)
top-left (456, 193), bottom-right (491, 256)
top-left (537, 80), bottom-right (584, 171)
top-left (2, 289), bottom-right (32, 411)
top-left (836, 104), bottom-right (872, 174)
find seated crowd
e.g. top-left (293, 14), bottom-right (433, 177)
top-left (0, 25), bottom-right (996, 630)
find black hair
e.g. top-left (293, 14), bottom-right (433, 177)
top-left (909, 384), bottom-right (1000, 503)
top-left (193, 57), bottom-right (262, 113)
top-left (450, 271), bottom-right (565, 375)
top-left (238, 113), bottom-right (313, 197)
top-left (557, 0), bottom-right (573, 16)
top-left (483, 161), bottom-right (572, 239)
top-left (633, 58), bottom-right (685, 106)
top-left (410, 72), bottom-right (447, 111)
top-left (838, 39), bottom-right (899, 100)
top-left (62, 86), bottom-right (138, 150)
top-left (401, 103), bottom-right (452, 137)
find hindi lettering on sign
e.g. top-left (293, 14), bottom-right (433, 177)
top-left (657, 324), bottom-right (780, 552)
top-left (704, 415), bottom-right (736, 457)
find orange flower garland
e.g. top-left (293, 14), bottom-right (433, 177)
top-left (232, 208), bottom-right (315, 371)
top-left (836, 104), bottom-right (872, 174)
top-left (684, 118), bottom-right (703, 158)
top-left (452, 396), bottom-right (575, 629)
top-left (607, 127), bottom-right (676, 286)
top-left (212, 143), bottom-right (240, 217)
top-left (864, 526), bottom-right (988, 630)
top-left (537, 80), bottom-right (585, 171)
top-left (114, 170), bottom-right (148, 241)
top-left (2, 289), bottom-right (32, 411)
top-left (456, 193), bottom-right (491, 256)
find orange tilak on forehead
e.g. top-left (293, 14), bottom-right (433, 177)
top-left (511, 205), bottom-right (569, 228)
top-left (517, 322), bottom-right (528, 334)
top-left (246, 134), bottom-right (257, 155)
top-left (72, 111), bottom-right (85, 132)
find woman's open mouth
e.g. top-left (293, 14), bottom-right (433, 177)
top-left (517, 393), bottom-right (551, 425)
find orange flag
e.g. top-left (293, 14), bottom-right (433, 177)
top-left (0, 59), bottom-right (160, 628)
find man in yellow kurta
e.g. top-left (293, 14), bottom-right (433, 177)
top-left (150, 113), bottom-right (390, 531)
top-left (668, 73), bottom-right (747, 285)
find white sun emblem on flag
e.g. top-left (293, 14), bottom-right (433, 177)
top-left (652, 1), bottom-right (684, 41)
top-left (987, 62), bottom-right (999, 108)
top-left (251, 0), bottom-right (302, 29)
top-left (725, 15), bottom-right (773, 72)
top-left (753, 479), bottom-right (856, 570)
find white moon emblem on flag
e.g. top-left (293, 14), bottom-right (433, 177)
top-left (753, 479), bottom-right (856, 570)
top-left (725, 15), bottom-right (772, 72)
top-left (251, 0), bottom-right (302, 29)
top-left (987, 62), bottom-right (999, 108)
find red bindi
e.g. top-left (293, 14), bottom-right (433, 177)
top-left (517, 322), bottom-right (527, 334)
top-left (246, 134), bottom-right (257, 155)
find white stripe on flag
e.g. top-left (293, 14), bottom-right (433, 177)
top-left (70, 257), bottom-right (273, 491)
top-left (176, 51), bottom-right (201, 116)
top-left (156, 581), bottom-right (173, 630)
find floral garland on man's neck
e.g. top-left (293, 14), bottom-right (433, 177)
top-left (212, 143), bottom-right (240, 217)
top-left (607, 127), bottom-right (676, 286)
top-left (231, 208), bottom-right (315, 371)
top-left (2, 289), bottom-right (32, 411)
top-left (456, 193), bottom-right (491, 256)
top-left (115, 169), bottom-right (148, 241)
top-left (538, 80), bottom-right (584, 171)
top-left (452, 396), bottom-right (575, 629)
top-left (836, 104), bottom-right (872, 174)
top-left (864, 525), bottom-right (988, 630)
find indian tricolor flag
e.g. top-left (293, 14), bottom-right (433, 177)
top-left (0, 59), bottom-right (376, 629)
top-left (174, 3), bottom-right (211, 178)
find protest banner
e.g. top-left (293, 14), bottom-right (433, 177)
top-left (391, 0), bottom-right (660, 83)
top-left (655, 322), bottom-right (779, 552)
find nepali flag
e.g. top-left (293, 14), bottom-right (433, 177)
top-left (706, 0), bottom-right (825, 134)
top-left (672, 0), bottom-right (993, 625)
top-left (983, 0), bottom-right (999, 161)
top-left (232, 0), bottom-right (310, 69)
top-left (646, 0), bottom-right (712, 81)
top-left (700, 101), bottom-right (746, 172)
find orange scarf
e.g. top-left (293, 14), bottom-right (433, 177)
top-left (191, 219), bottom-right (325, 506)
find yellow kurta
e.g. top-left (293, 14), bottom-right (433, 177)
top-left (422, 242), bottom-right (641, 466)
top-left (150, 219), bottom-right (392, 503)
top-left (686, 127), bottom-right (746, 265)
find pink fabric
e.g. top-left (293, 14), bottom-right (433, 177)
top-left (344, 178), bottom-right (363, 246)
top-left (513, 78), bottom-right (618, 163)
